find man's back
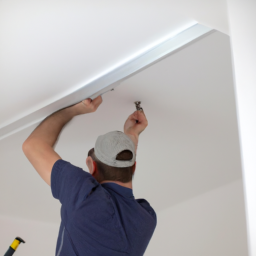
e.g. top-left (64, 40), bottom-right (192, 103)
top-left (22, 96), bottom-right (156, 254)
top-left (52, 159), bottom-right (157, 256)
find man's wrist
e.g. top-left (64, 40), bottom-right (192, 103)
top-left (67, 104), bottom-right (81, 117)
top-left (125, 133), bottom-right (138, 152)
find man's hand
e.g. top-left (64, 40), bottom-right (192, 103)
top-left (73, 96), bottom-right (103, 115)
top-left (124, 110), bottom-right (148, 151)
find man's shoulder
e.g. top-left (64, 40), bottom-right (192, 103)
top-left (136, 198), bottom-right (157, 220)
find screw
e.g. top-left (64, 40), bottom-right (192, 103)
top-left (134, 101), bottom-right (143, 123)
top-left (134, 101), bottom-right (142, 111)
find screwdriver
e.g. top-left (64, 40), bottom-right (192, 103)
top-left (4, 237), bottom-right (25, 256)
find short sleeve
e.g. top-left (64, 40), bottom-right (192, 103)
top-left (51, 159), bottom-right (99, 208)
top-left (137, 199), bottom-right (157, 221)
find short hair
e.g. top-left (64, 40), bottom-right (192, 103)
top-left (88, 148), bottom-right (135, 183)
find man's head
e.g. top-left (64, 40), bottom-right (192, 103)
top-left (86, 131), bottom-right (136, 184)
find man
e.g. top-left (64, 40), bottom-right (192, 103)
top-left (22, 95), bottom-right (157, 256)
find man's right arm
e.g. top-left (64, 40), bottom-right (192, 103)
top-left (123, 110), bottom-right (148, 153)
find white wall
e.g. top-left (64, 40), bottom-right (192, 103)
top-left (0, 215), bottom-right (59, 256)
top-left (161, 0), bottom-right (229, 34)
top-left (146, 180), bottom-right (248, 256)
top-left (227, 1), bottom-right (256, 255)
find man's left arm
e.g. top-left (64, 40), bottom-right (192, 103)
top-left (22, 96), bottom-right (102, 186)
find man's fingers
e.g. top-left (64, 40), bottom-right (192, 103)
top-left (91, 96), bottom-right (103, 110)
top-left (92, 95), bottom-right (103, 105)
top-left (128, 110), bottom-right (145, 119)
top-left (83, 98), bottom-right (92, 105)
top-left (124, 109), bottom-right (148, 136)
top-left (127, 111), bottom-right (148, 128)
top-left (80, 95), bottom-right (103, 113)
top-left (137, 109), bottom-right (147, 118)
top-left (136, 110), bottom-right (147, 122)
top-left (127, 112), bottom-right (137, 121)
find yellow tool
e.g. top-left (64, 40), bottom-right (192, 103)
top-left (4, 237), bottom-right (25, 256)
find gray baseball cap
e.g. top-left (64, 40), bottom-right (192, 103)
top-left (95, 131), bottom-right (136, 167)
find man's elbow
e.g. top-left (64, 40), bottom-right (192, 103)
top-left (22, 140), bottom-right (30, 156)
top-left (22, 139), bottom-right (35, 156)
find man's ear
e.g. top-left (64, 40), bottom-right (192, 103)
top-left (132, 161), bottom-right (136, 175)
top-left (86, 156), bottom-right (96, 175)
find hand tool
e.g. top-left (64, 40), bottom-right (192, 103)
top-left (4, 237), bottom-right (25, 256)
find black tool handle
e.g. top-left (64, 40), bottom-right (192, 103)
top-left (4, 247), bottom-right (15, 256)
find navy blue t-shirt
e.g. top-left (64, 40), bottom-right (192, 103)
top-left (51, 159), bottom-right (157, 256)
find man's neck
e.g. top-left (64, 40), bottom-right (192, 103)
top-left (100, 180), bottom-right (132, 189)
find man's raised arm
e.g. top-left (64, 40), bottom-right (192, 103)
top-left (22, 96), bottom-right (102, 186)
top-left (123, 109), bottom-right (148, 153)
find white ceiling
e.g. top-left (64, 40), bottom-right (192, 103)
top-left (0, 0), bottom-right (193, 127)
top-left (0, 24), bottom-right (213, 141)
top-left (0, 0), bottom-right (229, 129)
top-left (0, 30), bottom-right (242, 223)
